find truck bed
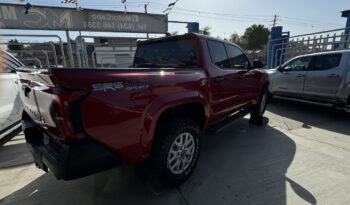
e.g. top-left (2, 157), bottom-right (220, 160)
top-left (17, 67), bottom-right (207, 163)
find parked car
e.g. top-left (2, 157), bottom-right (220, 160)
top-left (0, 50), bottom-right (23, 134)
top-left (18, 33), bottom-right (269, 186)
top-left (268, 50), bottom-right (350, 108)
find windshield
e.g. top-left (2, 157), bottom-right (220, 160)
top-left (134, 37), bottom-right (197, 68)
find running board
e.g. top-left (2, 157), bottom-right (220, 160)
top-left (206, 108), bottom-right (252, 134)
top-left (274, 96), bottom-right (336, 108)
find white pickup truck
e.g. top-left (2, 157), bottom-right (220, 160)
top-left (268, 50), bottom-right (350, 108)
top-left (0, 50), bottom-right (23, 134)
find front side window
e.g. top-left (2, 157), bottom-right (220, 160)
top-left (310, 54), bottom-right (342, 71)
top-left (207, 40), bottom-right (230, 69)
top-left (282, 56), bottom-right (312, 72)
top-left (227, 45), bottom-right (250, 69)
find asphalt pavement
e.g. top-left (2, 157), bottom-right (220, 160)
top-left (1, 99), bottom-right (350, 205)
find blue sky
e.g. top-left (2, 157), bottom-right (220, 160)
top-left (1, 0), bottom-right (349, 39)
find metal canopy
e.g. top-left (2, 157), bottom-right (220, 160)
top-left (342, 10), bottom-right (350, 17)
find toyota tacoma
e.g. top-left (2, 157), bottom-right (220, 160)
top-left (18, 33), bottom-right (269, 186)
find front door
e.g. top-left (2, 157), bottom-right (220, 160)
top-left (206, 40), bottom-right (248, 122)
top-left (226, 44), bottom-right (259, 105)
top-left (273, 56), bottom-right (312, 98)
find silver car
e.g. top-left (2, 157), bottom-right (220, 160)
top-left (0, 50), bottom-right (23, 134)
top-left (268, 50), bottom-right (350, 108)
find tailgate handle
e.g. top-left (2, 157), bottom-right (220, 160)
top-left (22, 84), bottom-right (31, 97)
top-left (327, 74), bottom-right (340, 78)
top-left (237, 75), bottom-right (245, 80)
top-left (214, 77), bottom-right (225, 83)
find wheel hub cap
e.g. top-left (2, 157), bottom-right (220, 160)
top-left (167, 132), bottom-right (195, 175)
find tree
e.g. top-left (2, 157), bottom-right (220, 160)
top-left (229, 33), bottom-right (241, 45)
top-left (199, 26), bottom-right (211, 36)
top-left (240, 24), bottom-right (270, 50)
top-left (7, 39), bottom-right (23, 52)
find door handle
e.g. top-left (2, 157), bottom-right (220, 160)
top-left (14, 80), bottom-right (19, 84)
top-left (22, 84), bottom-right (31, 97)
top-left (327, 74), bottom-right (340, 78)
top-left (296, 74), bottom-right (305, 78)
top-left (214, 77), bottom-right (225, 83)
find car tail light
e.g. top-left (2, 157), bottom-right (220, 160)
top-left (52, 88), bottom-right (89, 142)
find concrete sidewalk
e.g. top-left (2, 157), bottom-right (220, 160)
top-left (1, 99), bottom-right (350, 205)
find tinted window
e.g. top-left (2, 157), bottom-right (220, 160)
top-left (207, 40), bottom-right (230, 69)
top-left (227, 45), bottom-right (250, 69)
top-left (283, 56), bottom-right (312, 71)
top-left (134, 37), bottom-right (197, 68)
top-left (311, 54), bottom-right (342, 71)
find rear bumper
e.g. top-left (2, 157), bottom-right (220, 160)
top-left (24, 126), bottom-right (121, 180)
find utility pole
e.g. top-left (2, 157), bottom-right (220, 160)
top-left (144, 3), bottom-right (149, 39)
top-left (273, 15), bottom-right (278, 27)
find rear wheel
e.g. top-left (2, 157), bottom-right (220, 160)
top-left (250, 87), bottom-right (268, 126)
top-left (346, 95), bottom-right (350, 111)
top-left (152, 118), bottom-right (200, 187)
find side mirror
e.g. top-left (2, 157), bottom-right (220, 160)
top-left (253, 60), bottom-right (264, 68)
top-left (277, 66), bottom-right (283, 72)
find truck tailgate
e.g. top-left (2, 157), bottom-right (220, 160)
top-left (18, 68), bottom-right (91, 142)
top-left (18, 70), bottom-right (57, 127)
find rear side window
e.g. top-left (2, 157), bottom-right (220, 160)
top-left (311, 54), bottom-right (342, 71)
top-left (134, 37), bottom-right (197, 68)
top-left (227, 45), bottom-right (250, 69)
top-left (207, 40), bottom-right (230, 69)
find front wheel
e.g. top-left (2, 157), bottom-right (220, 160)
top-left (152, 118), bottom-right (200, 187)
top-left (250, 87), bottom-right (268, 125)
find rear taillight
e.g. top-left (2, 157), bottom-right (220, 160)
top-left (53, 88), bottom-right (89, 142)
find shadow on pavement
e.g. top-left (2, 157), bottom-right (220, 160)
top-left (0, 126), bottom-right (22, 147)
top-left (267, 98), bottom-right (350, 136)
top-left (181, 118), bottom-right (316, 205)
top-left (0, 118), bottom-right (316, 205)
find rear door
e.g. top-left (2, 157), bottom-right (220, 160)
top-left (273, 56), bottom-right (312, 97)
top-left (303, 53), bottom-right (344, 102)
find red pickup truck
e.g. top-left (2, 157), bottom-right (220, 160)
top-left (18, 33), bottom-right (269, 186)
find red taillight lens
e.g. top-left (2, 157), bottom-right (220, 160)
top-left (53, 88), bottom-right (87, 142)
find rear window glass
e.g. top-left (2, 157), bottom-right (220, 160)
top-left (134, 37), bottom-right (197, 68)
top-left (311, 54), bottom-right (342, 70)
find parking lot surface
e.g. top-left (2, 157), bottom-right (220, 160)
top-left (1, 99), bottom-right (349, 205)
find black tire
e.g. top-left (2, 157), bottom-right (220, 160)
top-left (151, 118), bottom-right (200, 187)
top-left (267, 89), bottom-right (274, 102)
top-left (250, 86), bottom-right (268, 126)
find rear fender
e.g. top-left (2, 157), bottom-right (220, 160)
top-left (140, 91), bottom-right (209, 155)
top-left (344, 83), bottom-right (350, 104)
top-left (340, 69), bottom-right (350, 104)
